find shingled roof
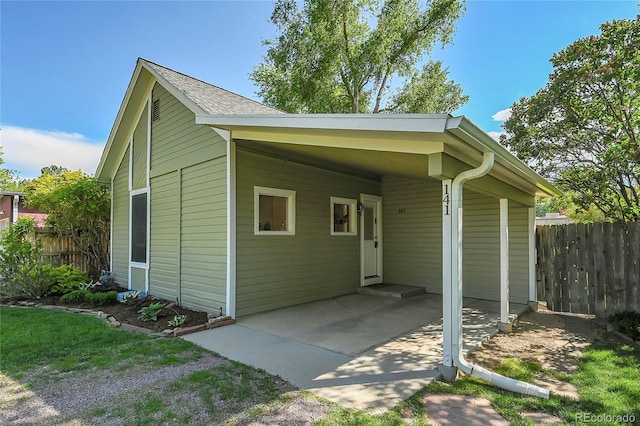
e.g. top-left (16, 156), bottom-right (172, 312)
top-left (141, 58), bottom-right (282, 115)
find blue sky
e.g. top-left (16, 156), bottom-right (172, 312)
top-left (1, 0), bottom-right (638, 178)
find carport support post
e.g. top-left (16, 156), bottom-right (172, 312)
top-left (438, 179), bottom-right (458, 381)
top-left (498, 198), bottom-right (512, 333)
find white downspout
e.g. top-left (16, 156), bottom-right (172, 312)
top-left (12, 195), bottom-right (19, 223)
top-left (450, 152), bottom-right (549, 399)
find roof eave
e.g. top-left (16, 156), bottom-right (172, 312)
top-left (446, 117), bottom-right (561, 197)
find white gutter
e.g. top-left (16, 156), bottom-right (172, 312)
top-left (448, 152), bottom-right (550, 399)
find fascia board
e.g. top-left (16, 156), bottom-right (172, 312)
top-left (195, 113), bottom-right (451, 133)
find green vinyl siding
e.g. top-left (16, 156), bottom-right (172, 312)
top-left (149, 171), bottom-right (179, 302)
top-left (145, 82), bottom-right (229, 313)
top-left (111, 146), bottom-right (130, 287)
top-left (236, 149), bottom-right (381, 317)
top-left (462, 191), bottom-right (531, 303)
top-left (132, 104), bottom-right (148, 189)
top-left (383, 176), bottom-right (442, 293)
top-left (462, 190), bottom-right (529, 303)
top-left (180, 158), bottom-right (227, 313)
top-left (384, 179), bottom-right (529, 303)
top-left (130, 267), bottom-right (146, 292)
top-left (462, 189), bottom-right (500, 301)
top-left (150, 84), bottom-right (226, 177)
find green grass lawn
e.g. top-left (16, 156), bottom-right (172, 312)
top-left (423, 335), bottom-right (640, 425)
top-left (0, 306), bottom-right (202, 378)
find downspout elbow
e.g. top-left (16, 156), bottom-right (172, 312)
top-left (454, 351), bottom-right (550, 398)
top-left (453, 152), bottom-right (495, 188)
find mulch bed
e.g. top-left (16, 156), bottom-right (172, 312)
top-left (5, 293), bottom-right (211, 334)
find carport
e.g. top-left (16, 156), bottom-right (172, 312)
top-left (183, 291), bottom-right (528, 412)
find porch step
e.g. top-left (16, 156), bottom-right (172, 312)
top-left (357, 284), bottom-right (425, 299)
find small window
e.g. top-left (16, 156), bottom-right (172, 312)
top-left (331, 197), bottom-right (357, 236)
top-left (131, 191), bottom-right (148, 263)
top-left (254, 186), bottom-right (295, 235)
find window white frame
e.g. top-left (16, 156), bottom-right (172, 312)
top-left (330, 196), bottom-right (357, 236)
top-left (254, 186), bottom-right (296, 235)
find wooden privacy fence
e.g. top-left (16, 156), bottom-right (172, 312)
top-left (536, 222), bottom-right (639, 318)
top-left (35, 228), bottom-right (108, 277)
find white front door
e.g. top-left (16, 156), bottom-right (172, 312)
top-left (361, 194), bottom-right (382, 285)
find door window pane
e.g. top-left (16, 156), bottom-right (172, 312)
top-left (364, 207), bottom-right (374, 240)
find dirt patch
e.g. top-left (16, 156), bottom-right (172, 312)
top-left (468, 306), bottom-right (602, 375)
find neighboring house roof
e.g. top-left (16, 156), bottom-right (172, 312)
top-left (536, 212), bottom-right (571, 226)
top-left (0, 192), bottom-right (48, 227)
top-left (24, 213), bottom-right (48, 227)
top-left (96, 58), bottom-right (559, 198)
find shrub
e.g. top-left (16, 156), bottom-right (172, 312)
top-left (138, 302), bottom-right (165, 322)
top-left (168, 314), bottom-right (187, 328)
top-left (60, 290), bottom-right (118, 307)
top-left (121, 291), bottom-right (141, 305)
top-left (45, 264), bottom-right (89, 295)
top-left (61, 289), bottom-right (91, 305)
top-left (609, 311), bottom-right (640, 341)
top-left (88, 291), bottom-right (118, 307)
top-left (0, 218), bottom-right (52, 299)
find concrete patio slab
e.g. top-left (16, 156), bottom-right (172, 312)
top-left (237, 293), bottom-right (443, 356)
top-left (183, 293), bottom-right (528, 413)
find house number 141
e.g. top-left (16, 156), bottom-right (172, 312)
top-left (443, 182), bottom-right (451, 216)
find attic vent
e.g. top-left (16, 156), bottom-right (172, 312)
top-left (152, 99), bottom-right (160, 122)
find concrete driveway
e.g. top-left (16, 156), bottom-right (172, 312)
top-left (183, 293), bottom-right (528, 412)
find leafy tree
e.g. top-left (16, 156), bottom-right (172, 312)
top-left (0, 147), bottom-right (21, 191)
top-left (535, 195), bottom-right (605, 224)
top-left (388, 60), bottom-right (468, 113)
top-left (0, 217), bottom-right (52, 299)
top-left (251, 0), bottom-right (467, 114)
top-left (24, 170), bottom-right (110, 273)
top-left (40, 165), bottom-right (69, 177)
top-left (501, 15), bottom-right (640, 223)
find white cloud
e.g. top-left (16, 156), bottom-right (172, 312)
top-left (0, 126), bottom-right (104, 178)
top-left (492, 108), bottom-right (512, 122)
top-left (488, 131), bottom-right (504, 141)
